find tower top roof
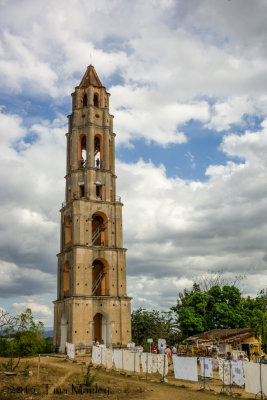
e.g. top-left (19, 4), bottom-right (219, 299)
top-left (78, 65), bottom-right (104, 89)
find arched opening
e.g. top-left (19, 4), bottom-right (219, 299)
top-left (63, 261), bottom-right (70, 297)
top-left (94, 135), bottom-right (102, 168)
top-left (65, 216), bottom-right (71, 248)
top-left (92, 212), bottom-right (108, 246)
top-left (79, 184), bottom-right (85, 198)
top-left (83, 93), bottom-right (87, 107)
top-left (93, 312), bottom-right (112, 346)
top-left (60, 315), bottom-right (67, 353)
top-left (96, 181), bottom-right (102, 200)
top-left (92, 258), bottom-right (109, 296)
top-left (94, 93), bottom-right (99, 107)
top-left (79, 135), bottom-right (86, 168)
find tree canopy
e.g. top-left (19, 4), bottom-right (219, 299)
top-left (131, 308), bottom-right (180, 347)
top-left (0, 308), bottom-right (52, 359)
top-left (171, 283), bottom-right (267, 347)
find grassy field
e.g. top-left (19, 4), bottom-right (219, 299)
top-left (0, 355), bottom-right (256, 400)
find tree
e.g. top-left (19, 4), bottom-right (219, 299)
top-left (0, 308), bottom-right (51, 368)
top-left (131, 308), bottom-right (180, 347)
top-left (171, 282), bottom-right (260, 339)
top-left (0, 310), bottom-right (16, 328)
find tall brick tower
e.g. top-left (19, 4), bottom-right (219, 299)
top-left (53, 65), bottom-right (132, 352)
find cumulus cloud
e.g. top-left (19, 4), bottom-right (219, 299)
top-left (0, 108), bottom-right (66, 277)
top-left (117, 121), bottom-right (267, 303)
top-left (0, 261), bottom-right (55, 297)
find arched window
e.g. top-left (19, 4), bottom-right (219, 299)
top-left (93, 93), bottom-right (99, 107)
top-left (65, 216), bottom-right (71, 248)
top-left (79, 135), bottom-right (87, 168)
top-left (63, 261), bottom-right (70, 297)
top-left (94, 135), bottom-right (102, 168)
top-left (92, 212), bottom-right (108, 246)
top-left (83, 93), bottom-right (87, 107)
top-left (92, 258), bottom-right (109, 296)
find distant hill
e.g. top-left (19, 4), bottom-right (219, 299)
top-left (1, 327), bottom-right (53, 338)
top-left (44, 327), bottom-right (53, 338)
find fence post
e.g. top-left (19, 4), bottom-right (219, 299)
top-left (162, 354), bottom-right (166, 382)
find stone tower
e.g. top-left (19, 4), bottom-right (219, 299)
top-left (53, 65), bottom-right (132, 352)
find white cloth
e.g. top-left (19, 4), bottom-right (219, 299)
top-left (66, 342), bottom-right (75, 359)
top-left (99, 346), bottom-right (106, 365)
top-left (158, 339), bottom-right (166, 349)
top-left (230, 360), bottom-right (245, 386)
top-left (218, 359), bottom-right (230, 385)
top-left (200, 358), bottom-right (213, 378)
top-left (115, 349), bottom-right (124, 369)
top-left (141, 353), bottom-right (158, 373)
top-left (92, 345), bottom-right (105, 365)
top-left (141, 352), bottom-right (150, 373)
top-left (172, 356), bottom-right (198, 382)
top-left (92, 346), bottom-right (100, 364)
top-left (244, 362), bottom-right (267, 395)
top-left (212, 358), bottom-right (219, 370)
top-left (113, 349), bottom-right (120, 369)
top-left (105, 348), bottom-right (113, 369)
top-left (157, 354), bottom-right (168, 376)
top-left (122, 351), bottom-right (140, 372)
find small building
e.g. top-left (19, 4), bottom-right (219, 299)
top-left (185, 328), bottom-right (261, 360)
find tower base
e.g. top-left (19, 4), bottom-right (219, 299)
top-left (53, 296), bottom-right (132, 353)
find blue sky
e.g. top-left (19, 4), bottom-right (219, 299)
top-left (0, 0), bottom-right (267, 326)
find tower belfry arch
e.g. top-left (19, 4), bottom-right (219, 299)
top-left (53, 65), bottom-right (132, 352)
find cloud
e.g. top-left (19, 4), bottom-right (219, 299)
top-left (13, 301), bottom-right (52, 318)
top-left (0, 108), bottom-right (66, 276)
top-left (0, 261), bottom-right (55, 297)
top-left (117, 121), bottom-right (267, 299)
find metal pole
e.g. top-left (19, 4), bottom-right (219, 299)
top-left (134, 351), bottom-right (136, 376)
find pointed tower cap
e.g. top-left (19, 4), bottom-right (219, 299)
top-left (78, 65), bottom-right (104, 89)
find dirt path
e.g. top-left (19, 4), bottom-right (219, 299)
top-left (40, 361), bottom-right (74, 399)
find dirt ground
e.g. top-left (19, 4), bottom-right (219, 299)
top-left (0, 355), bottom-right (257, 400)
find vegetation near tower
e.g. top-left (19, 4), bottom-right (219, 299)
top-left (171, 281), bottom-right (267, 349)
top-left (0, 308), bottom-right (52, 369)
